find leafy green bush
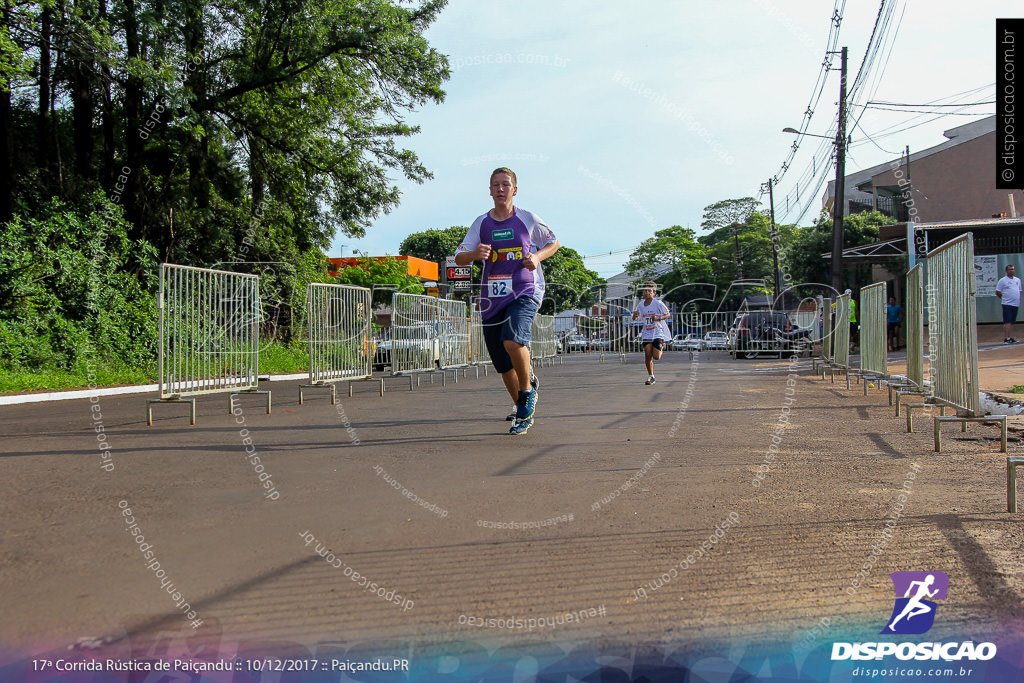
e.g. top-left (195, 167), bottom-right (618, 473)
top-left (0, 192), bottom-right (159, 373)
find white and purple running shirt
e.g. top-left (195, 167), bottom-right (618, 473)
top-left (456, 208), bottom-right (557, 321)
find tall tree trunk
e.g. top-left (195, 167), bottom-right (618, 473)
top-left (122, 0), bottom-right (145, 240)
top-left (37, 3), bottom-right (52, 176)
top-left (98, 0), bottom-right (114, 191)
top-left (72, 58), bottom-right (95, 178)
top-left (184, 0), bottom-right (208, 216)
top-left (0, 0), bottom-right (13, 222)
top-left (250, 141), bottom-right (264, 210)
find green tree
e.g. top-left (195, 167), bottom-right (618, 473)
top-left (785, 210), bottom-right (894, 293)
top-left (399, 226), bottom-right (467, 264)
top-left (700, 197), bottom-right (761, 234)
top-left (333, 256), bottom-right (425, 307)
top-left (539, 247), bottom-right (603, 314)
top-left (625, 225), bottom-right (713, 307)
top-left (5, 0), bottom-right (450, 267)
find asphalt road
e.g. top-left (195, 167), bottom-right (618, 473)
top-left (2, 350), bottom-right (1022, 678)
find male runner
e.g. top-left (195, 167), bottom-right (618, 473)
top-left (455, 168), bottom-right (560, 435)
top-left (632, 282), bottom-right (671, 385)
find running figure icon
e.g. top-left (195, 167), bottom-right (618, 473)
top-left (887, 574), bottom-right (938, 631)
top-left (881, 571), bottom-right (949, 635)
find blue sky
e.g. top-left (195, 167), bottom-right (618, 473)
top-left (333, 0), bottom-right (1008, 278)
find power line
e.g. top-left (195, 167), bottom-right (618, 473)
top-left (867, 99), bottom-right (995, 107)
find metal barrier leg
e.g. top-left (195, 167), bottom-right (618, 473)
top-left (906, 403), bottom-right (926, 433)
top-left (1008, 457), bottom-right (1024, 512)
top-left (147, 397), bottom-right (198, 426)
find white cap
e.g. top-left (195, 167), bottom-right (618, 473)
top-left (845, 289), bottom-right (852, 294)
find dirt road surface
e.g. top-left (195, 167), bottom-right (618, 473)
top-left (2, 349), bottom-right (1023, 680)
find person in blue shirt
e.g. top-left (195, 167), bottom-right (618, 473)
top-left (886, 297), bottom-right (903, 352)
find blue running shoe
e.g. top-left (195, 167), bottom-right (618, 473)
top-left (509, 416), bottom-right (532, 435)
top-left (509, 389), bottom-right (537, 435)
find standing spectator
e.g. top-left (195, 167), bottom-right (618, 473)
top-left (886, 297), bottom-right (903, 351)
top-left (845, 289), bottom-right (858, 351)
top-left (996, 264), bottom-right (1023, 344)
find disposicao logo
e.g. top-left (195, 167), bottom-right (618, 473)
top-left (831, 571), bottom-right (997, 663)
top-left (882, 571), bottom-right (948, 635)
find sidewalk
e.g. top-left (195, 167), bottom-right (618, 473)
top-left (883, 323), bottom-right (1024, 395)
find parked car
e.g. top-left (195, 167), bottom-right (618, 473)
top-left (373, 324), bottom-right (440, 371)
top-left (564, 334), bottom-right (591, 352)
top-left (703, 330), bottom-right (729, 350)
top-left (671, 333), bottom-right (703, 351)
top-left (730, 311), bottom-right (811, 359)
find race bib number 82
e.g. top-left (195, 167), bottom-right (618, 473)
top-left (488, 276), bottom-right (511, 297)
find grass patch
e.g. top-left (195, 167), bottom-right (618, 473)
top-left (0, 340), bottom-right (310, 394)
top-left (1011, 384), bottom-right (1024, 394)
top-left (0, 362), bottom-right (156, 394)
top-left (258, 340), bottom-right (310, 375)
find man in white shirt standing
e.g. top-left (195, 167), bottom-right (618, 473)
top-left (996, 263), bottom-right (1023, 344)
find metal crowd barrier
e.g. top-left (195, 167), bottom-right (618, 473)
top-left (147, 263), bottom-right (269, 425)
top-left (820, 293), bottom-right (852, 387)
top-left (855, 282), bottom-right (887, 392)
top-left (384, 293), bottom-right (444, 389)
top-left (701, 311), bottom-right (737, 334)
top-left (891, 263), bottom-right (928, 416)
top-left (299, 283), bottom-right (376, 404)
top-left (437, 299), bottom-right (470, 370)
top-left (923, 234), bottom-right (1006, 451)
top-left (470, 309), bottom-right (491, 368)
top-left (530, 313), bottom-right (560, 365)
top-left (816, 296), bottom-right (834, 373)
top-left (906, 264), bottom-right (925, 390)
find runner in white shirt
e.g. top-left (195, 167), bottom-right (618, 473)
top-left (996, 263), bottom-right (1023, 344)
top-left (631, 282), bottom-right (671, 385)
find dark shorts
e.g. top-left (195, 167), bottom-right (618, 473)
top-left (887, 321), bottom-right (900, 334)
top-left (643, 338), bottom-right (666, 351)
top-left (481, 296), bottom-right (539, 375)
top-left (1004, 304), bottom-right (1020, 325)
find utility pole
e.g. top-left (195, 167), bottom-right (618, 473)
top-left (767, 177), bottom-right (780, 300)
top-left (830, 46), bottom-right (848, 293)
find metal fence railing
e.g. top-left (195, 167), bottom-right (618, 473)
top-left (906, 263), bottom-right (925, 390)
top-left (390, 293), bottom-right (441, 375)
top-left (147, 263), bottom-right (269, 425)
top-left (928, 234), bottom-right (980, 416)
top-left (922, 234), bottom-right (1007, 451)
top-left (437, 299), bottom-right (470, 369)
top-left (530, 313), bottom-right (558, 364)
top-left (858, 282), bottom-right (887, 378)
top-left (701, 311), bottom-right (738, 334)
top-left (826, 293), bottom-right (851, 389)
top-left (299, 283), bottom-right (373, 404)
top-left (818, 295), bottom-right (834, 370)
top-left (891, 262), bottom-right (929, 416)
top-left (470, 309), bottom-right (491, 368)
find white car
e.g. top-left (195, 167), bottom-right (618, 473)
top-left (373, 325), bottom-right (440, 370)
top-left (671, 333), bottom-right (703, 351)
top-left (703, 331), bottom-right (729, 350)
